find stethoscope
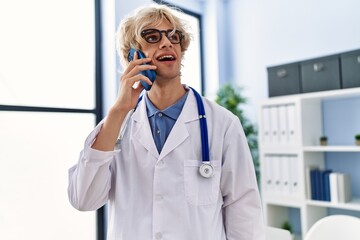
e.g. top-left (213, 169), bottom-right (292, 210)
top-left (189, 87), bottom-right (214, 178)
top-left (117, 87), bottom-right (214, 178)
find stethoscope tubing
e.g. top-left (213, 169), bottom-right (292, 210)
top-left (189, 87), bottom-right (210, 163)
top-left (118, 87), bottom-right (213, 178)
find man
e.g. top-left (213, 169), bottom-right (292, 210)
top-left (68, 4), bottom-right (265, 240)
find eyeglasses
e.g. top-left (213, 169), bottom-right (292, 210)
top-left (141, 29), bottom-right (183, 44)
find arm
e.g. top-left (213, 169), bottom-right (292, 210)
top-left (67, 124), bottom-right (116, 211)
top-left (67, 54), bottom-right (157, 210)
top-left (92, 54), bottom-right (157, 151)
top-left (221, 118), bottom-right (265, 240)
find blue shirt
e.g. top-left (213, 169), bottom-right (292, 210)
top-left (145, 91), bottom-right (189, 153)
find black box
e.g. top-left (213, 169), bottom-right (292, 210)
top-left (300, 55), bottom-right (341, 93)
top-left (267, 63), bottom-right (301, 97)
top-left (340, 49), bottom-right (360, 89)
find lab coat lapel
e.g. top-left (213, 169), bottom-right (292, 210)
top-left (159, 90), bottom-right (199, 161)
top-left (132, 99), bottom-right (159, 158)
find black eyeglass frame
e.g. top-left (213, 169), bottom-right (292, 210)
top-left (141, 29), bottom-right (184, 44)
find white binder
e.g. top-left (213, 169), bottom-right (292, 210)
top-left (286, 104), bottom-right (296, 145)
top-left (278, 105), bottom-right (288, 145)
top-left (280, 155), bottom-right (291, 194)
top-left (264, 155), bottom-right (274, 192)
top-left (289, 155), bottom-right (300, 196)
top-left (262, 107), bottom-right (271, 145)
top-left (269, 106), bottom-right (280, 145)
top-left (272, 155), bottom-right (282, 193)
top-left (329, 172), bottom-right (352, 203)
top-left (338, 173), bottom-right (352, 203)
top-left (329, 172), bottom-right (339, 203)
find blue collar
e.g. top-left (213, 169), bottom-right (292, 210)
top-left (144, 91), bottom-right (189, 120)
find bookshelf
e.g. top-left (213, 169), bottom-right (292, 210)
top-left (259, 87), bottom-right (360, 239)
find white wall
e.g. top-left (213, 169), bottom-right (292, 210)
top-left (226, 0), bottom-right (360, 123)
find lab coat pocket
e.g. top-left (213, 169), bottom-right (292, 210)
top-left (184, 160), bottom-right (221, 206)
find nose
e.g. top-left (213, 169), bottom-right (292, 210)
top-left (159, 32), bottom-right (173, 48)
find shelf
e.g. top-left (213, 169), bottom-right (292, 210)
top-left (260, 86), bottom-right (360, 237)
top-left (303, 146), bottom-right (360, 152)
top-left (261, 146), bottom-right (301, 154)
top-left (306, 198), bottom-right (360, 211)
top-left (300, 87), bottom-right (360, 101)
top-left (263, 87), bottom-right (360, 103)
top-left (263, 196), bottom-right (303, 208)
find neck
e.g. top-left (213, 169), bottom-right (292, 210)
top-left (147, 82), bottom-right (187, 110)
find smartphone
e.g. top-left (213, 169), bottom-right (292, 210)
top-left (127, 48), bottom-right (156, 90)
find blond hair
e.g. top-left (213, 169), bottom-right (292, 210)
top-left (116, 4), bottom-right (192, 67)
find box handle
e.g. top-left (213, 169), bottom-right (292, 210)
top-left (277, 69), bottom-right (287, 78)
top-left (313, 63), bottom-right (324, 72)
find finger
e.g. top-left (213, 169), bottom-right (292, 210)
top-left (122, 57), bottom-right (153, 75)
top-left (127, 64), bottom-right (157, 76)
top-left (121, 65), bottom-right (156, 88)
top-left (132, 57), bottom-right (153, 65)
top-left (133, 74), bottom-right (153, 87)
top-left (122, 74), bottom-right (153, 89)
top-left (133, 81), bottom-right (144, 92)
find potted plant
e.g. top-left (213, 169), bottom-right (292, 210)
top-left (320, 136), bottom-right (328, 146)
top-left (215, 84), bottom-right (259, 183)
top-left (281, 221), bottom-right (292, 233)
top-left (355, 134), bottom-right (360, 146)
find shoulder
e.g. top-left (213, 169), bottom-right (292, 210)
top-left (201, 96), bottom-right (239, 126)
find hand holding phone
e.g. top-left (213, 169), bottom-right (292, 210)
top-left (127, 48), bottom-right (156, 90)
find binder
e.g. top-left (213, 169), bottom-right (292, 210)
top-left (318, 169), bottom-right (324, 200)
top-left (278, 105), bottom-right (288, 145)
top-left (262, 107), bottom-right (271, 145)
top-left (323, 170), bottom-right (332, 201)
top-left (338, 173), bottom-right (352, 203)
top-left (309, 169), bottom-right (333, 201)
top-left (305, 165), bottom-right (318, 199)
top-left (264, 155), bottom-right (274, 192)
top-left (329, 173), bottom-right (352, 203)
top-left (310, 168), bottom-right (319, 200)
top-left (286, 104), bottom-right (296, 145)
top-left (280, 155), bottom-right (291, 194)
top-left (269, 106), bottom-right (280, 145)
top-left (272, 155), bottom-right (282, 193)
top-left (329, 173), bottom-right (339, 203)
top-left (315, 169), bottom-right (322, 200)
top-left (289, 155), bottom-right (300, 196)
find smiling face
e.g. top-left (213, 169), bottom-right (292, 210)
top-left (116, 5), bottom-right (191, 70)
top-left (140, 20), bottom-right (183, 82)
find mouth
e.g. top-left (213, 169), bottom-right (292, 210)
top-left (156, 54), bottom-right (176, 62)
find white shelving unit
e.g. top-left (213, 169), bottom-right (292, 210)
top-left (259, 87), bottom-right (360, 239)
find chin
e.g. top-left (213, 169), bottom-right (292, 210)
top-left (157, 71), bottom-right (181, 80)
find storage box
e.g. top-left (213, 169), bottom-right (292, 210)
top-left (340, 49), bottom-right (360, 89)
top-left (267, 63), bottom-right (301, 97)
top-left (300, 55), bottom-right (341, 93)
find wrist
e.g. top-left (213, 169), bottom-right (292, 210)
top-left (110, 101), bottom-right (133, 114)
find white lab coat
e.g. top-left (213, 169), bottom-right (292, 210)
top-left (68, 89), bottom-right (265, 240)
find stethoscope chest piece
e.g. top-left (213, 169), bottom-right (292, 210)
top-left (199, 162), bottom-right (214, 178)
